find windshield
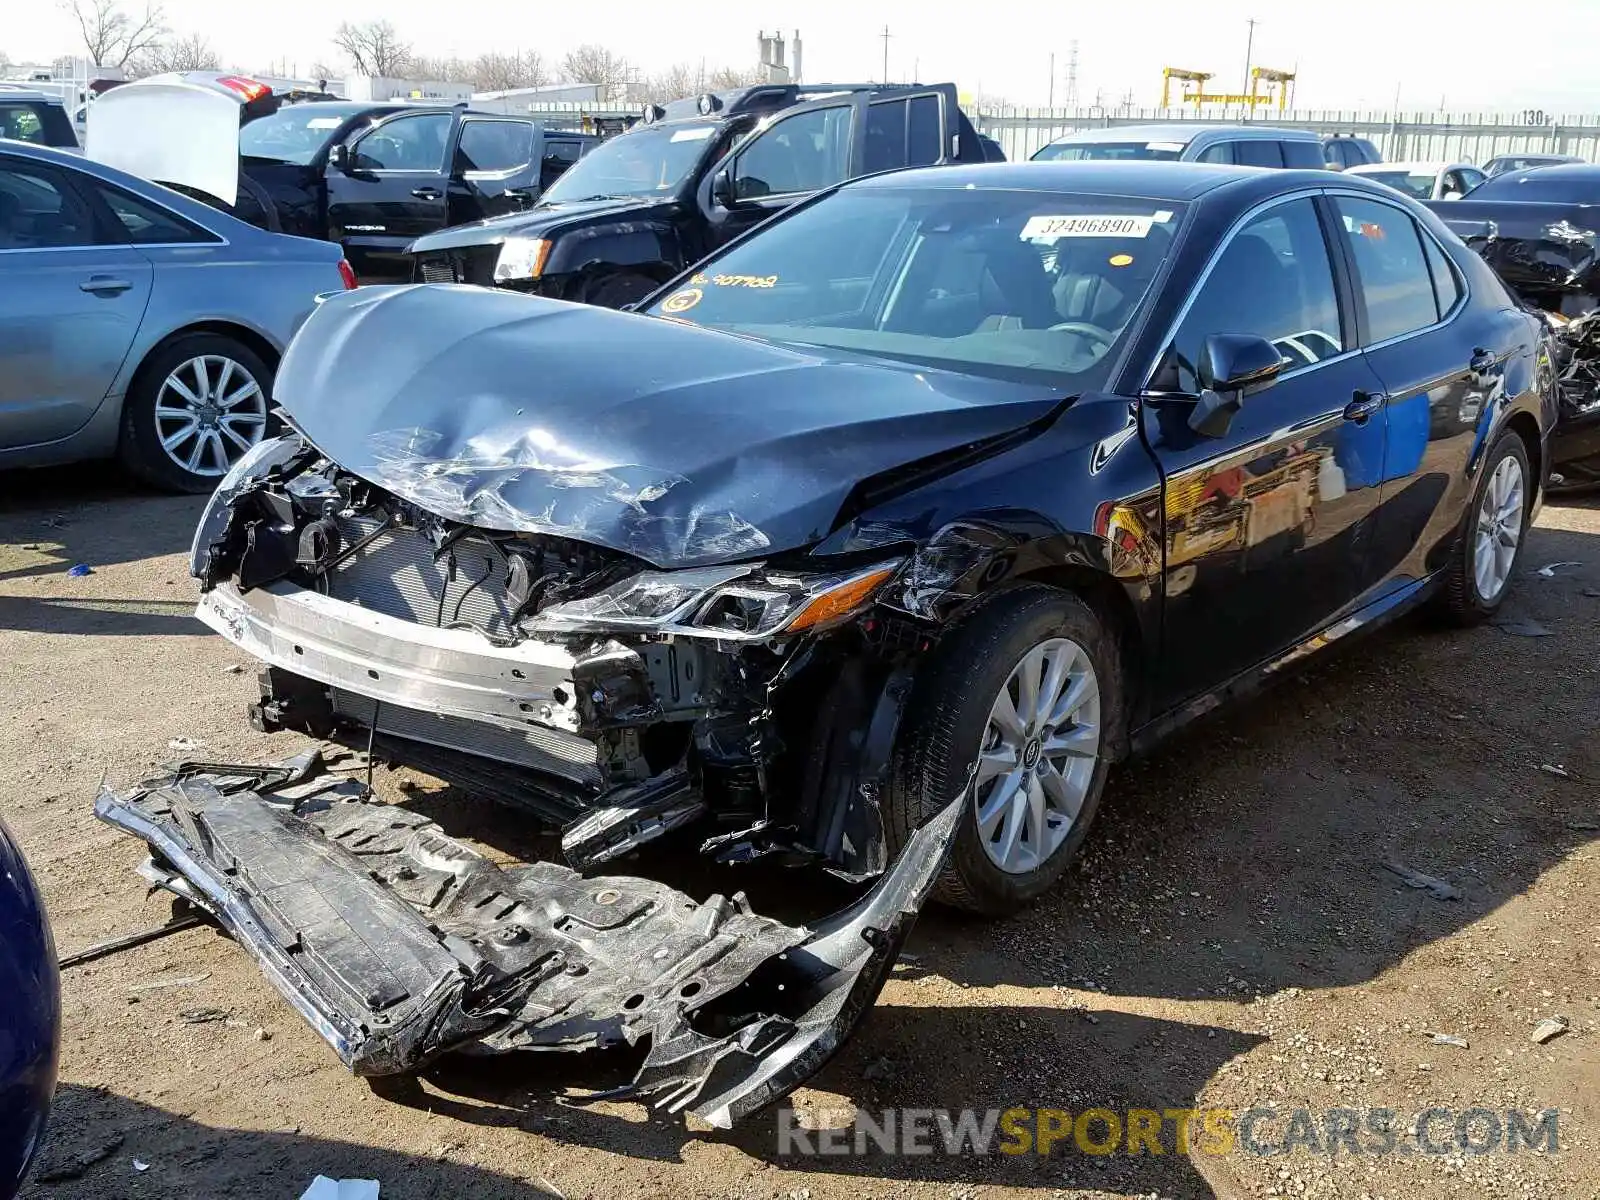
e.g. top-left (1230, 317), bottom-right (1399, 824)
top-left (1032, 140), bottom-right (1185, 162)
top-left (1357, 170), bottom-right (1437, 199)
top-left (238, 103), bottom-right (368, 165)
top-left (644, 186), bottom-right (1187, 388)
top-left (540, 121), bottom-right (725, 202)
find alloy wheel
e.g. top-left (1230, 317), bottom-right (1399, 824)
top-left (153, 355), bottom-right (268, 478)
top-left (1472, 453), bottom-right (1525, 602)
top-left (972, 636), bottom-right (1102, 875)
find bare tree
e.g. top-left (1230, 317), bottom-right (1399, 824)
top-left (63, 0), bottom-right (167, 70)
top-left (641, 62), bottom-right (699, 103)
top-left (408, 54), bottom-right (471, 83)
top-left (472, 50), bottom-right (547, 93)
top-left (706, 64), bottom-right (766, 90)
top-left (561, 44), bottom-right (631, 98)
top-left (128, 31), bottom-right (217, 77)
top-left (332, 19), bottom-right (411, 77)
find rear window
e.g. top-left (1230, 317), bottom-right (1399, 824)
top-left (1032, 139), bottom-right (1185, 162)
top-left (0, 101), bottom-right (77, 148)
top-left (1467, 171), bottom-right (1600, 203)
top-left (1234, 140), bottom-right (1285, 168)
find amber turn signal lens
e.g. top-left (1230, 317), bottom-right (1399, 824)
top-left (784, 565), bottom-right (898, 633)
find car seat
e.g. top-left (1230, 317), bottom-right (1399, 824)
top-left (972, 239), bottom-right (1060, 331)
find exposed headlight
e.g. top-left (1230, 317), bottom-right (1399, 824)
top-left (494, 237), bottom-right (551, 283)
top-left (527, 560), bottom-right (903, 640)
top-left (189, 434), bottom-right (303, 579)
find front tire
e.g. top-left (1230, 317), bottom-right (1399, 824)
top-left (580, 271), bottom-right (658, 310)
top-left (885, 585), bottom-right (1122, 916)
top-left (1437, 429), bottom-right (1531, 624)
top-left (118, 334), bottom-right (275, 494)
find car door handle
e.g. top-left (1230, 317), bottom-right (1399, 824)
top-left (1469, 347), bottom-right (1498, 374)
top-left (80, 275), bottom-right (132, 295)
top-left (1343, 390), bottom-right (1386, 424)
top-left (410, 187), bottom-right (442, 200)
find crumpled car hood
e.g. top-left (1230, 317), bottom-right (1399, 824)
top-left (274, 286), bottom-right (1061, 567)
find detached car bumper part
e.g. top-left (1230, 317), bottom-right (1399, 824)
top-left (96, 757), bottom-right (962, 1127)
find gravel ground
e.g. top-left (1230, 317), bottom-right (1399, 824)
top-left (2, 465), bottom-right (1596, 1200)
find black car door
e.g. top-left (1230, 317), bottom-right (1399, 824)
top-left (325, 110), bottom-right (453, 280)
top-left (447, 117), bottom-right (540, 225)
top-left (699, 96), bottom-right (867, 251)
top-left (1325, 191), bottom-right (1530, 585)
top-left (1141, 193), bottom-right (1393, 708)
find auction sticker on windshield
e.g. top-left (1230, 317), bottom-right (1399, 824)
top-left (1022, 214), bottom-right (1157, 239)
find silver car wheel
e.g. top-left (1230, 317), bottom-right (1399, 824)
top-left (1472, 453), bottom-right (1525, 603)
top-left (973, 636), bottom-right (1101, 875)
top-left (153, 354), bottom-right (268, 478)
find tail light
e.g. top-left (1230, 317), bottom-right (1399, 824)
top-left (338, 259), bottom-right (358, 290)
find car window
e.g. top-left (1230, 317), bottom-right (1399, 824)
top-left (1333, 196), bottom-right (1440, 342)
top-left (1164, 197), bottom-right (1344, 390)
top-left (456, 120), bottom-right (534, 174)
top-left (645, 186), bottom-right (1188, 389)
top-left (350, 112), bottom-right (452, 172)
top-left (93, 182), bottom-right (217, 244)
top-left (1234, 140), bottom-right (1285, 168)
top-left (733, 105), bottom-right (854, 200)
top-left (0, 163), bottom-right (97, 249)
top-left (1, 103), bottom-right (46, 144)
top-left (1323, 142), bottom-right (1342, 167)
top-left (544, 140), bottom-right (584, 170)
top-left (1421, 232), bottom-right (1463, 318)
top-left (865, 99), bottom-right (909, 173)
top-left (1458, 167), bottom-right (1485, 193)
top-left (1282, 140), bottom-right (1326, 170)
top-left (1196, 142), bottom-right (1234, 165)
top-left (907, 95), bottom-right (941, 166)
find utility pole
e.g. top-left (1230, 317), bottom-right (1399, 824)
top-left (1048, 53), bottom-right (1054, 108)
top-left (880, 26), bottom-right (891, 85)
top-left (1242, 18), bottom-right (1258, 100)
top-left (1065, 39), bottom-right (1079, 109)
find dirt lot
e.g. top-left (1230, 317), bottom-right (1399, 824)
top-left (3, 465), bottom-right (1596, 1200)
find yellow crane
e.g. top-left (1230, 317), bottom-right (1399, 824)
top-left (1161, 65), bottom-right (1296, 111)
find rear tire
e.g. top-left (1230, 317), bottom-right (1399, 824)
top-left (1436, 429), bottom-right (1531, 625)
top-left (884, 585), bottom-right (1122, 916)
top-left (118, 334), bottom-right (276, 494)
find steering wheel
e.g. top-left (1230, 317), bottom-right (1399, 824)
top-left (1047, 321), bottom-right (1116, 348)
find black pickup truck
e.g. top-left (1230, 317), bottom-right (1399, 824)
top-left (86, 72), bottom-right (598, 281)
top-left (1427, 163), bottom-right (1600, 483)
top-left (407, 82), bottom-right (993, 307)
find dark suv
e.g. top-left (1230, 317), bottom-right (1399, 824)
top-left (407, 82), bottom-right (989, 307)
top-left (88, 72), bottom-right (598, 281)
top-left (0, 86), bottom-right (78, 150)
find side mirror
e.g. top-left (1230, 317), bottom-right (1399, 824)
top-left (1189, 333), bottom-right (1283, 438)
top-left (327, 143), bottom-right (351, 172)
top-left (711, 168), bottom-right (736, 208)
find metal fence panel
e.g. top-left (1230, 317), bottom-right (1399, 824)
top-left (971, 107), bottom-right (1600, 165)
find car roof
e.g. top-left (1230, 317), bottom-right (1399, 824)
top-left (0, 85), bottom-right (66, 107)
top-left (846, 159), bottom-right (1336, 201)
top-left (1043, 123), bottom-right (1319, 147)
top-left (1493, 162), bottom-right (1600, 180)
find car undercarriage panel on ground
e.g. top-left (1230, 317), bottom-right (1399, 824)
top-left (94, 756), bottom-right (963, 1127)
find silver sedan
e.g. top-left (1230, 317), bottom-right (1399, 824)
top-left (0, 140), bottom-right (351, 491)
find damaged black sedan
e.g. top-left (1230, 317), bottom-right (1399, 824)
top-left (99, 162), bottom-right (1556, 1124)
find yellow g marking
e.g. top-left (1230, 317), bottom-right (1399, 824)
top-left (661, 288), bottom-right (703, 314)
